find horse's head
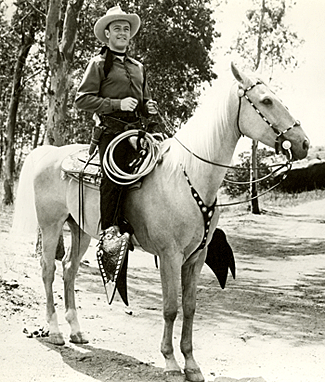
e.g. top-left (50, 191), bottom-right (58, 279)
top-left (231, 62), bottom-right (310, 160)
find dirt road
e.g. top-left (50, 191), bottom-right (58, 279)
top-left (0, 199), bottom-right (324, 382)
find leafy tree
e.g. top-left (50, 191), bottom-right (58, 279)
top-left (231, 0), bottom-right (303, 73)
top-left (226, 0), bottom-right (303, 212)
top-left (0, 1), bottom-right (16, 178)
top-left (2, 0), bottom-right (45, 205)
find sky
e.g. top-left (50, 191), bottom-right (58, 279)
top-left (206, 0), bottom-right (325, 153)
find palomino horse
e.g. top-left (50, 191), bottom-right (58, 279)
top-left (12, 63), bottom-right (309, 382)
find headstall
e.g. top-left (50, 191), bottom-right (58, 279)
top-left (236, 80), bottom-right (300, 158)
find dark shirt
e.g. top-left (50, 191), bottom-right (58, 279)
top-left (75, 52), bottom-right (151, 116)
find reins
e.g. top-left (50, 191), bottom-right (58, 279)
top-left (174, 132), bottom-right (290, 182)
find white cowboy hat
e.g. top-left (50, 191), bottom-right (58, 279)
top-left (94, 5), bottom-right (141, 43)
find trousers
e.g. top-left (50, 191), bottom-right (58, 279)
top-left (98, 131), bottom-right (137, 231)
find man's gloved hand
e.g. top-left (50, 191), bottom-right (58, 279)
top-left (121, 97), bottom-right (138, 112)
top-left (146, 99), bottom-right (158, 115)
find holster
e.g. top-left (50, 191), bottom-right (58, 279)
top-left (89, 125), bottom-right (104, 155)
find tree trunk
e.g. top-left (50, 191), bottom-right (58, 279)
top-left (45, 0), bottom-right (84, 145)
top-left (33, 70), bottom-right (49, 148)
top-left (2, 38), bottom-right (33, 205)
top-left (39, 0), bottom-right (84, 257)
top-left (250, 0), bottom-right (266, 215)
top-left (250, 139), bottom-right (260, 214)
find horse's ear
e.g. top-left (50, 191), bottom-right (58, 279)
top-left (231, 62), bottom-right (242, 82)
top-left (255, 59), bottom-right (264, 75)
top-left (231, 62), bottom-right (250, 87)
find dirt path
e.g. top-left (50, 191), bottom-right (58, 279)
top-left (0, 199), bottom-right (324, 382)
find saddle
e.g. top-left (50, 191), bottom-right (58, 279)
top-left (61, 140), bottom-right (152, 189)
top-left (61, 147), bottom-right (102, 189)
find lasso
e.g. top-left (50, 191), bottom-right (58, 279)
top-left (102, 130), bottom-right (162, 186)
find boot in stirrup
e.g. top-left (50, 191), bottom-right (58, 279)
top-left (96, 226), bottom-right (130, 305)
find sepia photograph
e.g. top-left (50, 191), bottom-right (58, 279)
top-left (0, 1), bottom-right (324, 381)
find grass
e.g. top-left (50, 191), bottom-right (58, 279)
top-left (261, 188), bottom-right (325, 208)
top-left (217, 187), bottom-right (325, 215)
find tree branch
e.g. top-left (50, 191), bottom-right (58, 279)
top-left (21, 69), bottom-right (43, 88)
top-left (26, 0), bottom-right (47, 17)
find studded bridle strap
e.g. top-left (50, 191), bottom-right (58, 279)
top-left (182, 166), bottom-right (217, 252)
top-left (237, 81), bottom-right (299, 153)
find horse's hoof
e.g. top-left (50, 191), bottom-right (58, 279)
top-left (184, 368), bottom-right (204, 382)
top-left (70, 331), bottom-right (89, 344)
top-left (164, 370), bottom-right (185, 382)
top-left (48, 332), bottom-right (65, 346)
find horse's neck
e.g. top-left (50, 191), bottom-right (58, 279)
top-left (166, 87), bottom-right (240, 204)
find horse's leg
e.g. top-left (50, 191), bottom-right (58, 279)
top-left (63, 217), bottom-right (91, 344)
top-left (41, 222), bottom-right (66, 345)
top-left (180, 252), bottom-right (206, 382)
top-left (159, 252), bottom-right (183, 377)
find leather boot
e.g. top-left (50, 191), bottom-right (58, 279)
top-left (96, 226), bottom-right (130, 305)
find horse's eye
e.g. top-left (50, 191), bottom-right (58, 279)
top-left (262, 98), bottom-right (272, 106)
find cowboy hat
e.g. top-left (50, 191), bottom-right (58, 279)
top-left (94, 5), bottom-right (141, 43)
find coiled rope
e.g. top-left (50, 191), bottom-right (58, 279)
top-left (102, 130), bottom-right (162, 186)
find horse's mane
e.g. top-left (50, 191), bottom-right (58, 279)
top-left (163, 78), bottom-right (238, 177)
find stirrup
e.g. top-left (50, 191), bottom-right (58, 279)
top-left (96, 226), bottom-right (130, 305)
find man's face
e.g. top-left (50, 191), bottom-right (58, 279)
top-left (105, 20), bottom-right (131, 51)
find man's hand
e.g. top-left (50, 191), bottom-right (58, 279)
top-left (146, 99), bottom-right (158, 115)
top-left (121, 97), bottom-right (138, 112)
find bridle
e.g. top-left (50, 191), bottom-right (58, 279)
top-left (155, 82), bottom-right (296, 207)
top-left (236, 80), bottom-right (301, 158)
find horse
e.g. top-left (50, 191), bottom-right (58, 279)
top-left (12, 63), bottom-right (309, 382)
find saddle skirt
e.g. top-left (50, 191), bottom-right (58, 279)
top-left (61, 147), bottom-right (102, 189)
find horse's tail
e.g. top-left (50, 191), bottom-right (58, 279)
top-left (10, 149), bottom-right (39, 237)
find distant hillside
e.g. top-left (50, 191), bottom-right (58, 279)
top-left (292, 145), bottom-right (325, 169)
top-left (275, 146), bottom-right (325, 192)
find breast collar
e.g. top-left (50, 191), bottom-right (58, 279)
top-left (181, 166), bottom-right (217, 252)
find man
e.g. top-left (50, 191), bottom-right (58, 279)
top-left (75, 6), bottom-right (157, 304)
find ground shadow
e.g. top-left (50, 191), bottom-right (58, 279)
top-left (36, 338), bottom-right (268, 382)
top-left (37, 338), bottom-right (168, 382)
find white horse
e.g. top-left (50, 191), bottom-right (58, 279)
top-left (12, 63), bottom-right (309, 382)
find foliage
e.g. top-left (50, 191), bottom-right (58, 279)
top-left (0, 1), bottom-right (17, 173)
top-left (222, 148), bottom-right (277, 198)
top-left (229, 0), bottom-right (304, 73)
top-left (0, 1), bottom-right (47, 172)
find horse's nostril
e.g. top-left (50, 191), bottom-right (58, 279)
top-left (303, 139), bottom-right (310, 151)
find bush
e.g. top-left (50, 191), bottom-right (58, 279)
top-left (222, 148), bottom-right (276, 198)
